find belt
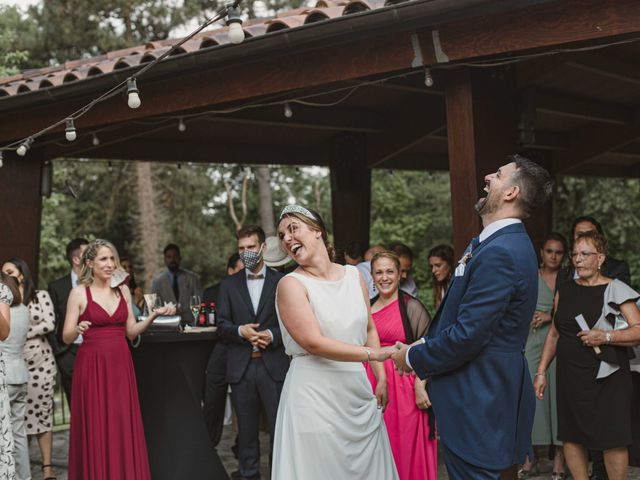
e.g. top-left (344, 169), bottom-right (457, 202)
top-left (251, 351), bottom-right (262, 359)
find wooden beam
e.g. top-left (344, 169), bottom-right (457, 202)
top-left (329, 133), bottom-right (370, 252)
top-left (566, 53), bottom-right (640, 87)
top-left (366, 103), bottom-right (446, 167)
top-left (203, 104), bottom-right (386, 133)
top-left (552, 109), bottom-right (640, 174)
top-left (516, 54), bottom-right (569, 86)
top-left (417, 0), bottom-right (640, 66)
top-left (535, 90), bottom-right (631, 126)
top-left (375, 153), bottom-right (449, 171)
top-left (0, 151), bottom-right (43, 281)
top-left (47, 140), bottom-right (329, 166)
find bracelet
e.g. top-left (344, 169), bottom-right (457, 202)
top-left (534, 373), bottom-right (546, 377)
top-left (605, 332), bottom-right (612, 345)
top-left (365, 347), bottom-right (372, 362)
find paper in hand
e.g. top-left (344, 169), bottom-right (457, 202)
top-left (110, 269), bottom-right (130, 288)
top-left (575, 314), bottom-right (601, 354)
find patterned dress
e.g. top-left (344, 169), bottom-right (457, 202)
top-left (0, 283), bottom-right (16, 480)
top-left (24, 290), bottom-right (57, 434)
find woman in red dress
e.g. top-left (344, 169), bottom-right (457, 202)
top-left (364, 251), bottom-right (437, 480)
top-left (63, 239), bottom-right (175, 480)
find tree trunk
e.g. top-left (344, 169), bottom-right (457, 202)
top-left (256, 166), bottom-right (275, 236)
top-left (135, 161), bottom-right (161, 290)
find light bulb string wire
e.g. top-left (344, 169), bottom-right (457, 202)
top-left (1, 23), bottom-right (639, 154)
top-left (0, 0), bottom-right (239, 153)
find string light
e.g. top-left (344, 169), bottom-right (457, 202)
top-left (92, 133), bottom-right (100, 146)
top-left (126, 78), bottom-right (141, 109)
top-left (16, 138), bottom-right (33, 157)
top-left (226, 1), bottom-right (245, 45)
top-left (65, 118), bottom-right (77, 141)
top-left (178, 118), bottom-right (187, 132)
top-left (424, 68), bottom-right (434, 87)
top-left (283, 102), bottom-right (293, 118)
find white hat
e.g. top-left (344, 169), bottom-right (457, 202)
top-left (263, 236), bottom-right (290, 267)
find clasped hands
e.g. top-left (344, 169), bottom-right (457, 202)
top-left (368, 342), bottom-right (414, 374)
top-left (240, 323), bottom-right (273, 349)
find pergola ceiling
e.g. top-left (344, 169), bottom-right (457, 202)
top-left (0, 0), bottom-right (639, 177)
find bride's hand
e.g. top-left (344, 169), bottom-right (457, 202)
top-left (372, 346), bottom-right (394, 362)
top-left (375, 377), bottom-right (388, 412)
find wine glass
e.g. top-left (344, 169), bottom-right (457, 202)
top-left (189, 295), bottom-right (201, 326)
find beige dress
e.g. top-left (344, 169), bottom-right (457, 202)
top-left (273, 265), bottom-right (398, 480)
top-left (24, 290), bottom-right (57, 434)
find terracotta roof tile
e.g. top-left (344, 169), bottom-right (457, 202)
top-left (0, 0), bottom-right (412, 95)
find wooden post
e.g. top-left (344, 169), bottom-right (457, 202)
top-left (329, 133), bottom-right (371, 258)
top-left (0, 150), bottom-right (44, 282)
top-left (445, 67), bottom-right (519, 258)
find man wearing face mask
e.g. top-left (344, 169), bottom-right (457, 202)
top-left (216, 225), bottom-right (289, 480)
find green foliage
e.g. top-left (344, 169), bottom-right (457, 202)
top-left (0, 6), bottom-right (33, 76)
top-left (370, 170), bottom-right (452, 311)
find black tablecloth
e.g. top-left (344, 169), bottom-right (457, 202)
top-left (131, 331), bottom-right (229, 480)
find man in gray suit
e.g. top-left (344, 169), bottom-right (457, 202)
top-left (151, 243), bottom-right (201, 324)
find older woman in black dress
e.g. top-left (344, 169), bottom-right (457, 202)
top-left (534, 231), bottom-right (640, 480)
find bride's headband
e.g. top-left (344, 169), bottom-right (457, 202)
top-left (279, 204), bottom-right (316, 221)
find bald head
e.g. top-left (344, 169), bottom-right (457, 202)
top-left (364, 245), bottom-right (385, 262)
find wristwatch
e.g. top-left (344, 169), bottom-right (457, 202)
top-left (605, 332), bottom-right (612, 345)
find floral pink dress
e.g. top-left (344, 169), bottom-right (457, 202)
top-left (365, 299), bottom-right (437, 480)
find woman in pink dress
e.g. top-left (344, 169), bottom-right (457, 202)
top-left (62, 239), bottom-right (175, 480)
top-left (365, 250), bottom-right (437, 480)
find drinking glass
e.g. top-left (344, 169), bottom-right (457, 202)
top-left (189, 295), bottom-right (201, 325)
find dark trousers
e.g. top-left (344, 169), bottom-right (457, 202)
top-left (231, 358), bottom-right (283, 480)
top-left (442, 443), bottom-right (501, 480)
top-left (55, 344), bottom-right (78, 406)
top-left (203, 342), bottom-right (229, 447)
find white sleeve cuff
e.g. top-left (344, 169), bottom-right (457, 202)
top-left (406, 338), bottom-right (426, 370)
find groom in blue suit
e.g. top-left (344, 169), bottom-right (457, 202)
top-left (392, 155), bottom-right (553, 479)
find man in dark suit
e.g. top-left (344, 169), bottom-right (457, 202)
top-left (392, 155), bottom-right (553, 479)
top-left (202, 252), bottom-right (244, 448)
top-left (47, 237), bottom-right (89, 405)
top-left (217, 226), bottom-right (289, 480)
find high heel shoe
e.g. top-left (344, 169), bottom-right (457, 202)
top-left (41, 464), bottom-right (57, 480)
top-left (551, 473), bottom-right (566, 480)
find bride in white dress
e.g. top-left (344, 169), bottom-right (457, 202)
top-left (273, 205), bottom-right (399, 480)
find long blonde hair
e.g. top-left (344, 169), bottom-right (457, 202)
top-left (78, 239), bottom-right (122, 286)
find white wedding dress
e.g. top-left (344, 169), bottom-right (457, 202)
top-left (273, 265), bottom-right (398, 480)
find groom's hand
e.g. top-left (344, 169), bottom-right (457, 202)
top-left (391, 341), bottom-right (413, 375)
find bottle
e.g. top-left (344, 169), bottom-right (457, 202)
top-left (198, 303), bottom-right (207, 327)
top-left (208, 302), bottom-right (216, 326)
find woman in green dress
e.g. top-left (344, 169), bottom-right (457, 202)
top-left (519, 232), bottom-right (568, 479)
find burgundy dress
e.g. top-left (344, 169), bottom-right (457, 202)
top-left (68, 287), bottom-right (151, 480)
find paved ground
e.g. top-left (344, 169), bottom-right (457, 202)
top-left (29, 426), bottom-right (640, 479)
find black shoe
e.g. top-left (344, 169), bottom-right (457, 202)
top-left (230, 471), bottom-right (260, 480)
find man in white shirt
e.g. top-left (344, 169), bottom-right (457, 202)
top-left (392, 155), bottom-right (553, 480)
top-left (216, 226), bottom-right (289, 480)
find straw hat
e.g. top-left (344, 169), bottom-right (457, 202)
top-left (263, 236), bottom-right (290, 267)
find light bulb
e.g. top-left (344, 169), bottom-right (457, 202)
top-left (178, 118), bottom-right (187, 132)
top-left (284, 102), bottom-right (293, 118)
top-left (92, 133), bottom-right (100, 146)
top-left (126, 78), bottom-right (141, 109)
top-left (0, 151), bottom-right (3, 168)
top-left (65, 118), bottom-right (77, 142)
top-left (424, 68), bottom-right (434, 87)
top-left (228, 22), bottom-right (245, 44)
top-left (17, 143), bottom-right (28, 156)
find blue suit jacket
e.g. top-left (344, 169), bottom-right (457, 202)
top-left (408, 222), bottom-right (536, 469)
